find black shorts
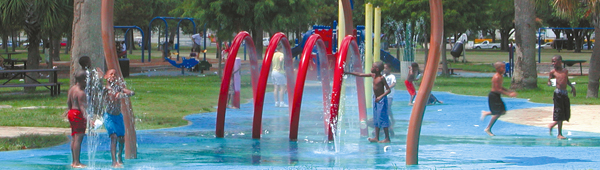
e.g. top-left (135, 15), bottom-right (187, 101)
top-left (553, 91), bottom-right (571, 121)
top-left (488, 91), bottom-right (506, 115)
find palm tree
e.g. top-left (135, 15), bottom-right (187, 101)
top-left (511, 0), bottom-right (538, 89)
top-left (553, 0), bottom-right (600, 98)
top-left (0, 0), bottom-right (71, 91)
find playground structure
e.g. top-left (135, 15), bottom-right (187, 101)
top-left (146, 17), bottom-right (200, 62)
top-left (214, 0), bottom-right (444, 166)
top-left (113, 26), bottom-right (145, 60)
top-left (95, 0), bottom-right (443, 165)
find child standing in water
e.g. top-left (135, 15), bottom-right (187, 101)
top-left (547, 55), bottom-right (575, 139)
top-left (481, 62), bottom-right (517, 136)
top-left (383, 63), bottom-right (396, 136)
top-left (346, 61), bottom-right (391, 143)
top-left (103, 69), bottom-right (135, 168)
top-left (66, 70), bottom-right (88, 168)
top-left (406, 62), bottom-right (419, 105)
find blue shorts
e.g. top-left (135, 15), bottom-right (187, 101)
top-left (373, 97), bottom-right (390, 128)
top-left (104, 113), bottom-right (125, 137)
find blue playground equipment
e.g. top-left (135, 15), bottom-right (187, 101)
top-left (165, 56), bottom-right (199, 75)
top-left (114, 26), bottom-right (145, 61)
top-left (147, 17), bottom-right (199, 62)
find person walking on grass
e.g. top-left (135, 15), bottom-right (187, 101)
top-left (481, 62), bottom-right (517, 136)
top-left (547, 55), bottom-right (576, 139)
top-left (346, 61), bottom-right (391, 143)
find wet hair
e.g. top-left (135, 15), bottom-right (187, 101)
top-left (74, 70), bottom-right (87, 84)
top-left (411, 62), bottom-right (419, 71)
top-left (553, 55), bottom-right (563, 61)
top-left (494, 61), bottom-right (506, 70)
top-left (374, 61), bottom-right (384, 71)
top-left (79, 56), bottom-right (91, 68)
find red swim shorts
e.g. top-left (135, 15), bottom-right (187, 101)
top-left (68, 109), bottom-right (86, 136)
top-left (405, 80), bottom-right (416, 96)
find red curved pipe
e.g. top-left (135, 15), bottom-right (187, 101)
top-left (252, 32), bottom-right (293, 139)
top-left (216, 32), bottom-right (260, 138)
top-left (406, 0), bottom-right (444, 165)
top-left (289, 34), bottom-right (332, 141)
top-left (101, 0), bottom-right (137, 159)
top-left (328, 35), bottom-right (367, 141)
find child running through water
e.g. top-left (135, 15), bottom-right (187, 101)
top-left (481, 62), bottom-right (517, 136)
top-left (103, 69), bottom-right (135, 168)
top-left (346, 61), bottom-right (391, 143)
top-left (406, 62), bottom-right (419, 105)
top-left (547, 55), bottom-right (576, 139)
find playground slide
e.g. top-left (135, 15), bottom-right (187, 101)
top-left (291, 30), bottom-right (313, 57)
top-left (379, 49), bottom-right (401, 70)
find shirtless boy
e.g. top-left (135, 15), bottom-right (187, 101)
top-left (346, 61), bottom-right (392, 143)
top-left (66, 70), bottom-right (88, 168)
top-left (548, 55), bottom-right (576, 139)
top-left (103, 69), bottom-right (135, 167)
top-left (481, 62), bottom-right (517, 136)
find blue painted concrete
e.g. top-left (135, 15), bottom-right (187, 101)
top-left (0, 85), bottom-right (598, 169)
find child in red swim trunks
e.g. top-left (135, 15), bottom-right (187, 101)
top-left (405, 62), bottom-right (419, 105)
top-left (66, 69), bottom-right (88, 168)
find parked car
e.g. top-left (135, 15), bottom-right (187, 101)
top-left (536, 42), bottom-right (553, 49)
top-left (60, 41), bottom-right (67, 46)
top-left (583, 43), bottom-right (594, 50)
top-left (473, 40), bottom-right (500, 49)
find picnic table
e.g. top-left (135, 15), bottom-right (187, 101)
top-left (3, 59), bottom-right (27, 70)
top-left (0, 69), bottom-right (61, 96)
top-left (0, 52), bottom-right (23, 60)
top-left (562, 60), bottom-right (586, 75)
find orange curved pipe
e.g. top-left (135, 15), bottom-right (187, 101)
top-left (216, 32), bottom-right (260, 138)
top-left (101, 0), bottom-right (137, 159)
top-left (252, 32), bottom-right (293, 139)
top-left (406, 0), bottom-right (444, 165)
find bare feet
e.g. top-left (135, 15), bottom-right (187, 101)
top-left (557, 135), bottom-right (566, 139)
top-left (484, 128), bottom-right (495, 136)
top-left (112, 162), bottom-right (123, 168)
top-left (547, 124), bottom-right (554, 136)
top-left (71, 163), bottom-right (87, 168)
top-left (378, 139), bottom-right (390, 143)
top-left (480, 111), bottom-right (490, 121)
top-left (368, 138), bottom-right (379, 143)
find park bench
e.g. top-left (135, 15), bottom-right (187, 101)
top-left (438, 67), bottom-right (462, 75)
top-left (0, 69), bottom-right (62, 96)
top-left (562, 60), bottom-right (586, 76)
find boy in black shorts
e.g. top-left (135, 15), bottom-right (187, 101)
top-left (547, 55), bottom-right (575, 139)
top-left (481, 62), bottom-right (517, 136)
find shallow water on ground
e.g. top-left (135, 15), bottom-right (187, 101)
top-left (1, 85), bottom-right (599, 169)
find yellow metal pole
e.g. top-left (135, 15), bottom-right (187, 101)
top-left (373, 7), bottom-right (381, 62)
top-left (364, 3), bottom-right (373, 108)
top-left (338, 0), bottom-right (345, 49)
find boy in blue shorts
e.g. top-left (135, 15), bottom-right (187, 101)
top-left (103, 69), bottom-right (135, 168)
top-left (346, 61), bottom-right (392, 143)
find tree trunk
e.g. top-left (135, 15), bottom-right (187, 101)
top-left (441, 38), bottom-right (449, 75)
top-left (23, 2), bottom-right (42, 92)
top-left (64, 32), bottom-right (72, 54)
top-left (71, 0), bottom-right (105, 86)
top-left (500, 29), bottom-right (511, 51)
top-left (11, 31), bottom-right (17, 52)
top-left (217, 39), bottom-right (222, 78)
top-left (511, 0), bottom-right (537, 89)
top-left (51, 37), bottom-right (61, 61)
top-left (587, 25), bottom-right (600, 98)
top-left (1, 34), bottom-right (7, 52)
top-left (252, 26), bottom-right (264, 59)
